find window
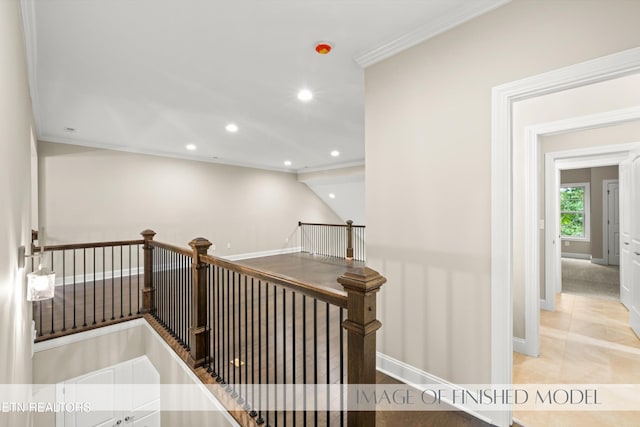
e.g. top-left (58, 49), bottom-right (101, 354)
top-left (560, 182), bottom-right (590, 240)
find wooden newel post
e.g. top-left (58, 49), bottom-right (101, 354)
top-left (140, 229), bottom-right (156, 313)
top-left (339, 267), bottom-right (387, 427)
top-left (346, 220), bottom-right (354, 260)
top-left (188, 237), bottom-right (212, 368)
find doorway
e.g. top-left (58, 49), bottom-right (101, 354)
top-left (490, 46), bottom-right (640, 427)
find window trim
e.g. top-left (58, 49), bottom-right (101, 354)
top-left (560, 181), bottom-right (590, 242)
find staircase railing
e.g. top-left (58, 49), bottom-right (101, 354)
top-left (31, 238), bottom-right (144, 341)
top-left (32, 229), bottom-right (386, 426)
top-left (141, 229), bottom-right (385, 426)
top-left (299, 220), bottom-right (366, 261)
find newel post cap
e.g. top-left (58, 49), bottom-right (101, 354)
top-left (338, 267), bottom-right (386, 293)
top-left (140, 229), bottom-right (156, 240)
top-left (346, 219), bottom-right (353, 226)
top-left (189, 237), bottom-right (212, 253)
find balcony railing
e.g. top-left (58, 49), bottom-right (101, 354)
top-left (33, 228), bottom-right (385, 426)
top-left (299, 220), bottom-right (366, 261)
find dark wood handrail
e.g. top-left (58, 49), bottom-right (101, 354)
top-left (200, 253), bottom-right (348, 308)
top-left (298, 221), bottom-right (365, 228)
top-left (32, 239), bottom-right (144, 252)
top-left (149, 240), bottom-right (193, 258)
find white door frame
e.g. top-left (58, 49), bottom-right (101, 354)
top-left (491, 46), bottom-right (640, 427)
top-left (603, 179), bottom-right (620, 266)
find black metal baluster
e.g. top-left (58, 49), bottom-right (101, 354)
top-left (231, 272), bottom-right (237, 397)
top-left (326, 302), bottom-right (330, 426)
top-left (274, 284), bottom-right (278, 427)
top-left (73, 249), bottom-right (77, 329)
top-left (256, 280), bottom-right (264, 425)
top-left (128, 245), bottom-right (132, 317)
top-left (225, 269), bottom-right (230, 387)
top-left (314, 299), bottom-right (318, 426)
top-left (292, 291), bottom-right (296, 426)
top-left (243, 275), bottom-right (249, 409)
top-left (120, 245), bottom-right (123, 319)
top-left (250, 277), bottom-right (257, 418)
top-left (185, 253), bottom-right (189, 347)
top-left (159, 248), bottom-right (163, 325)
top-left (228, 271), bottom-right (238, 399)
top-left (216, 266), bottom-right (222, 382)
top-left (137, 245), bottom-right (141, 314)
top-left (62, 250), bottom-right (67, 332)
top-left (83, 248), bottom-right (87, 327)
top-left (50, 251), bottom-right (54, 334)
top-left (303, 295), bottom-right (307, 426)
top-left (187, 254), bottom-right (192, 349)
top-left (282, 288), bottom-right (286, 427)
top-left (340, 307), bottom-right (344, 427)
top-left (171, 251), bottom-right (175, 338)
top-left (101, 248), bottom-right (105, 323)
top-left (266, 283), bottom-right (270, 427)
top-left (92, 248), bottom-right (96, 325)
top-left (111, 246), bottom-right (115, 321)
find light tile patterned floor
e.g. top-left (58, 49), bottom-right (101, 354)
top-left (513, 293), bottom-right (640, 427)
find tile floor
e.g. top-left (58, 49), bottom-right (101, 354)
top-left (513, 293), bottom-right (640, 426)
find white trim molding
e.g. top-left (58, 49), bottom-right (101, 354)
top-left (561, 252), bottom-right (591, 260)
top-left (491, 46), bottom-right (640, 427)
top-left (354, 0), bottom-right (510, 68)
top-left (376, 352), bottom-right (493, 424)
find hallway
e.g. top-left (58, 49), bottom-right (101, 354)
top-left (513, 293), bottom-right (640, 426)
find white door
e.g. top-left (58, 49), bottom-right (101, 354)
top-left (630, 149), bottom-right (640, 337)
top-left (607, 181), bottom-right (620, 266)
top-left (58, 356), bottom-right (160, 427)
top-left (620, 160), bottom-right (632, 309)
top-left (61, 368), bottom-right (119, 427)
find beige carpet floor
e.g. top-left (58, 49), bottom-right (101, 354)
top-left (561, 258), bottom-right (620, 301)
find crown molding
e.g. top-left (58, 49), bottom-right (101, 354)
top-left (39, 135), bottom-right (361, 174)
top-left (354, 0), bottom-right (511, 68)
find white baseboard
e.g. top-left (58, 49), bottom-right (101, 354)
top-left (512, 337), bottom-right (527, 355)
top-left (590, 258), bottom-right (607, 265)
top-left (223, 246), bottom-right (302, 261)
top-left (376, 352), bottom-right (494, 425)
top-left (34, 318), bottom-right (146, 352)
top-left (561, 252), bottom-right (591, 260)
top-left (540, 298), bottom-right (553, 311)
top-left (54, 266), bottom-right (143, 287)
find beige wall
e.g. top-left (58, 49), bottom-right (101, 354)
top-left (365, 0), bottom-right (640, 386)
top-left (589, 166), bottom-right (620, 259)
top-left (38, 141), bottom-right (341, 254)
top-left (0, 2), bottom-right (35, 425)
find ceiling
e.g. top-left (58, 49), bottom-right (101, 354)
top-left (23, 0), bottom-right (507, 172)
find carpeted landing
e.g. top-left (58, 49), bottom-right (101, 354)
top-left (561, 258), bottom-right (620, 301)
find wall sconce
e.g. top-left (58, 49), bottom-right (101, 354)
top-left (20, 246), bottom-right (55, 301)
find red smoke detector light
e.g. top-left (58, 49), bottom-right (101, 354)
top-left (315, 42), bottom-right (332, 55)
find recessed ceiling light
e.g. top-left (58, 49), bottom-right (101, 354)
top-left (329, 193), bottom-right (336, 199)
top-left (330, 150), bottom-right (340, 157)
top-left (186, 144), bottom-right (197, 151)
top-left (225, 123), bottom-right (238, 133)
top-left (284, 160), bottom-right (292, 167)
top-left (297, 89), bottom-right (313, 102)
